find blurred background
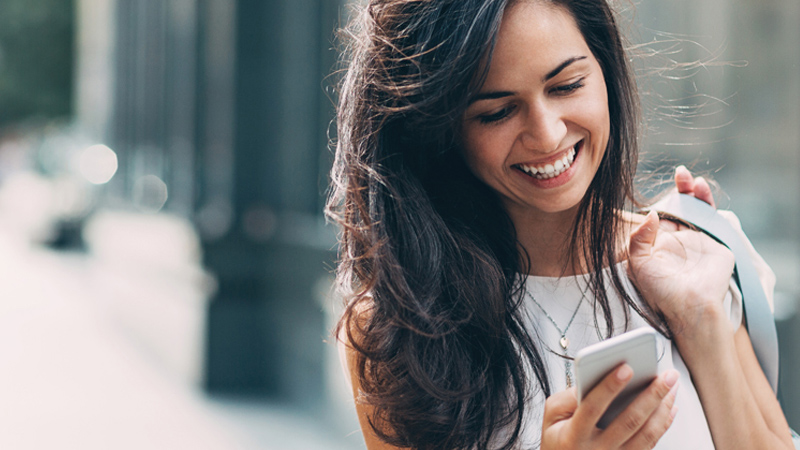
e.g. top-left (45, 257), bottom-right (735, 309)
top-left (0, 0), bottom-right (795, 448)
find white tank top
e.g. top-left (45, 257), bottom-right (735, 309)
top-left (513, 262), bottom-right (743, 449)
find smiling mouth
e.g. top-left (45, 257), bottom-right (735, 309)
top-left (515, 141), bottom-right (581, 180)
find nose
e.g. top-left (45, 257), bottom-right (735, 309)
top-left (519, 102), bottom-right (567, 153)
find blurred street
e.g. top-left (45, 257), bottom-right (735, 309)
top-left (0, 0), bottom-right (797, 447)
top-left (0, 228), bottom-right (362, 450)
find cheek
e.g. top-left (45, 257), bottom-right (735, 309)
top-left (461, 128), bottom-right (491, 173)
top-left (461, 143), bottom-right (490, 182)
top-left (461, 125), bottom-right (515, 169)
top-left (570, 93), bottom-right (610, 152)
top-left (591, 88), bottom-right (611, 139)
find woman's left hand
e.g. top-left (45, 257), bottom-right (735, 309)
top-left (628, 213), bottom-right (795, 450)
top-left (674, 165), bottom-right (715, 208)
top-left (627, 211), bottom-right (735, 335)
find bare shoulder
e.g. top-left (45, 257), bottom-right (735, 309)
top-left (337, 294), bottom-right (376, 397)
top-left (338, 295), bottom-right (375, 351)
top-left (338, 297), bottom-right (407, 450)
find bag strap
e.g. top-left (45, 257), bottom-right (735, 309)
top-left (651, 193), bottom-right (779, 394)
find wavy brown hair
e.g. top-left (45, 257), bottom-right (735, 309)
top-left (327, 0), bottom-right (652, 448)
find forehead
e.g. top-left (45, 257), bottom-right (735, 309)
top-left (482, 1), bottom-right (590, 86)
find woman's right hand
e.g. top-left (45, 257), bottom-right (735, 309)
top-left (541, 365), bottom-right (679, 450)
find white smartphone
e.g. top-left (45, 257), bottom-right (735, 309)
top-left (574, 327), bottom-right (659, 429)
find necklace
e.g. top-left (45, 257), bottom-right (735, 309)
top-left (525, 285), bottom-right (587, 387)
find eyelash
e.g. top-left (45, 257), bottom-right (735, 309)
top-left (476, 78), bottom-right (587, 125)
top-left (551, 78), bottom-right (585, 95)
top-left (478, 105), bottom-right (517, 124)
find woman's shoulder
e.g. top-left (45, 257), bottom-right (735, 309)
top-left (337, 294), bottom-right (374, 392)
top-left (338, 294), bottom-right (375, 350)
top-left (336, 295), bottom-right (408, 450)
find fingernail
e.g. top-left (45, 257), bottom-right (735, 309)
top-left (617, 364), bottom-right (633, 381)
top-left (676, 165), bottom-right (688, 174)
top-left (670, 404), bottom-right (679, 420)
top-left (664, 370), bottom-right (680, 387)
top-left (667, 382), bottom-right (679, 403)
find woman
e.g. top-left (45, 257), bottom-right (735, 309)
top-left (327, 0), bottom-right (794, 448)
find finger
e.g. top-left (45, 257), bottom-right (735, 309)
top-left (674, 165), bottom-right (695, 195)
top-left (629, 211), bottom-right (660, 260)
top-left (692, 177), bottom-right (715, 208)
top-left (621, 384), bottom-right (679, 450)
top-left (542, 387), bottom-right (579, 427)
top-left (601, 370), bottom-right (679, 445)
top-left (573, 364), bottom-right (633, 427)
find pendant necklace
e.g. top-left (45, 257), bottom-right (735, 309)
top-left (525, 285), bottom-right (587, 388)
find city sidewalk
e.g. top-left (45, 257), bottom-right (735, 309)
top-left (0, 232), bottom-right (363, 449)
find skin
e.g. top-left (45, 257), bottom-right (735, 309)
top-left (674, 165), bottom-right (715, 208)
top-left (345, 1), bottom-right (793, 449)
top-left (461, 0), bottom-right (609, 277)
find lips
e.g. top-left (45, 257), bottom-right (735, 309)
top-left (515, 141), bottom-right (581, 180)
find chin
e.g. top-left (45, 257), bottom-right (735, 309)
top-left (531, 190), bottom-right (588, 215)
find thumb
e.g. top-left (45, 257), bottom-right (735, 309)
top-left (543, 387), bottom-right (579, 427)
top-left (629, 210), bottom-right (660, 259)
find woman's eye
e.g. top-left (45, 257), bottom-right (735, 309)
top-left (478, 105), bottom-right (516, 124)
top-left (551, 79), bottom-right (585, 95)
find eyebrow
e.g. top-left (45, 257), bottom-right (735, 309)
top-left (543, 56), bottom-right (587, 82)
top-left (468, 90), bottom-right (515, 105)
top-left (468, 55), bottom-right (589, 106)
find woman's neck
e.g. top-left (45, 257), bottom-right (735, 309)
top-left (509, 206), bottom-right (584, 277)
top-left (510, 207), bottom-right (638, 278)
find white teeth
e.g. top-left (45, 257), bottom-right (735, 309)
top-left (523, 165), bottom-right (537, 175)
top-left (518, 143), bottom-right (579, 180)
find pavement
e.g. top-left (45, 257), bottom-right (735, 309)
top-left (0, 232), bottom-right (365, 450)
top-left (3, 192), bottom-right (796, 449)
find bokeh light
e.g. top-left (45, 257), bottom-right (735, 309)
top-left (132, 175), bottom-right (168, 213)
top-left (78, 144), bottom-right (118, 185)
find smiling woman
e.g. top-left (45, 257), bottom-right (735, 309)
top-left (461, 1), bottom-right (610, 222)
top-left (327, 0), bottom-right (794, 449)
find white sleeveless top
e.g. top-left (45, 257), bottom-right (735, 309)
top-left (512, 263), bottom-right (743, 449)
top-left (339, 211), bottom-right (774, 450)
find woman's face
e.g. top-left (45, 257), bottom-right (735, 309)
top-left (461, 1), bottom-right (610, 220)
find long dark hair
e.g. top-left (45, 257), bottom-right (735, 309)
top-left (327, 1), bottom-right (648, 448)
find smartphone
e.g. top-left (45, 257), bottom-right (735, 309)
top-left (575, 327), bottom-right (659, 429)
